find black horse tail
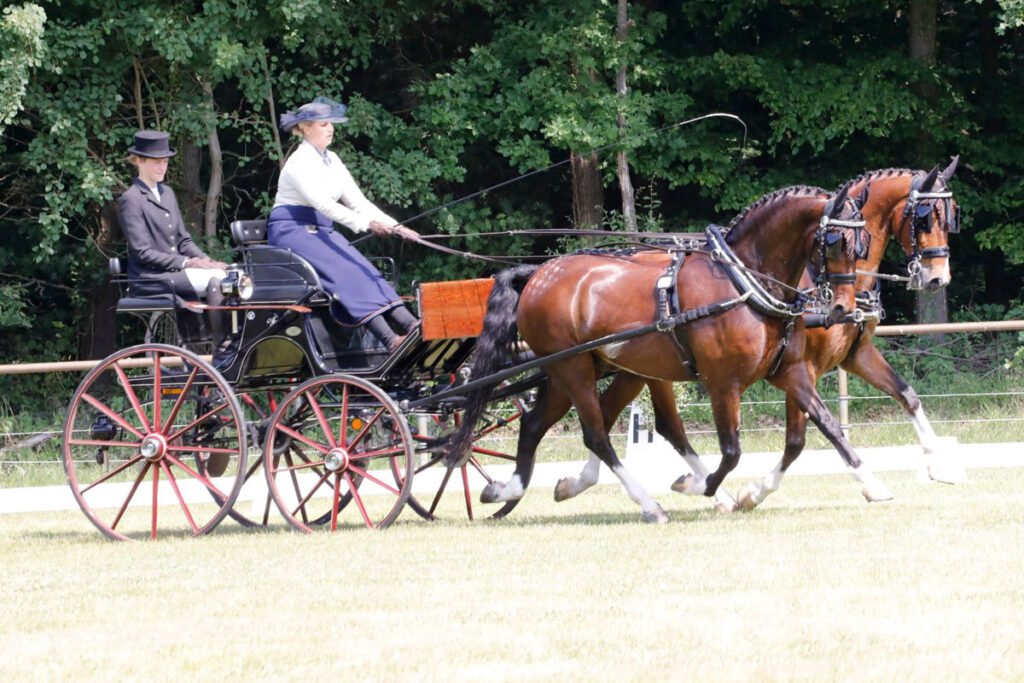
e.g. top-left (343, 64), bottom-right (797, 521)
top-left (444, 264), bottom-right (540, 466)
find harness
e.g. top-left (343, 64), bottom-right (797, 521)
top-left (898, 174), bottom-right (959, 289)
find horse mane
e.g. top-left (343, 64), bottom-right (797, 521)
top-left (838, 167), bottom-right (917, 191)
top-left (726, 184), bottom-right (828, 232)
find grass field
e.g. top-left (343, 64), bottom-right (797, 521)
top-left (2, 467), bottom-right (1023, 681)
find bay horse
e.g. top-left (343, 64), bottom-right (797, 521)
top-left (554, 158), bottom-right (961, 512)
top-left (446, 184), bottom-right (875, 522)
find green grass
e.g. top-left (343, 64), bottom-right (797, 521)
top-left (2, 468), bottom-right (1023, 681)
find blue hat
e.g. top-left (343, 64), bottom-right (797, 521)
top-left (127, 130), bottom-right (176, 158)
top-left (279, 97), bottom-right (349, 132)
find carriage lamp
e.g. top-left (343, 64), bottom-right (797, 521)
top-left (220, 267), bottom-right (254, 300)
top-left (90, 415), bottom-right (118, 465)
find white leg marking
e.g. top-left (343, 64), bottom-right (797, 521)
top-left (611, 464), bottom-right (667, 522)
top-left (911, 407), bottom-right (966, 484)
top-left (683, 454), bottom-right (736, 509)
top-left (850, 464), bottom-right (894, 502)
top-left (563, 453), bottom-right (602, 498)
top-left (495, 474), bottom-right (525, 502)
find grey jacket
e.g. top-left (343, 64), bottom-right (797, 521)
top-left (118, 178), bottom-right (206, 296)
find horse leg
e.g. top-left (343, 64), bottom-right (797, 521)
top-left (842, 341), bottom-right (965, 484)
top-left (674, 386), bottom-right (742, 501)
top-left (554, 359), bottom-right (668, 522)
top-left (480, 382), bottom-right (572, 504)
top-left (554, 373), bottom-right (645, 502)
top-left (784, 377), bottom-right (894, 503)
top-left (736, 395), bottom-right (807, 511)
top-left (645, 381), bottom-right (738, 512)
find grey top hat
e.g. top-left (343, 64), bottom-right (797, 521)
top-left (279, 97), bottom-right (349, 132)
top-left (127, 130), bottom-right (176, 158)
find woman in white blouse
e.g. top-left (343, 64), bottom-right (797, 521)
top-left (268, 97), bottom-right (419, 351)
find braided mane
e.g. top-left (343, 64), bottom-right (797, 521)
top-left (838, 167), bottom-right (916, 191)
top-left (726, 184), bottom-right (828, 232)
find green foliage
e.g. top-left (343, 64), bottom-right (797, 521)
top-left (0, 3), bottom-right (45, 133)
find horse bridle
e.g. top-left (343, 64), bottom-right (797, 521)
top-left (899, 172), bottom-right (960, 289)
top-left (813, 194), bottom-right (870, 311)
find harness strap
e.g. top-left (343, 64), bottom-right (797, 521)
top-left (767, 318), bottom-right (796, 377)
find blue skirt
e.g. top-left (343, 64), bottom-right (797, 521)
top-left (267, 205), bottom-right (402, 325)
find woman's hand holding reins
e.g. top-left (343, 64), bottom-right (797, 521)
top-left (369, 221), bottom-right (419, 241)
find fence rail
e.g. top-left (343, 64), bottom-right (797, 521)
top-left (3, 320), bottom-right (1023, 461)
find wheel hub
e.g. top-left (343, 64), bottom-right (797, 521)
top-left (324, 448), bottom-right (350, 473)
top-left (140, 433), bottom-right (168, 461)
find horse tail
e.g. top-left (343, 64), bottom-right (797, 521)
top-left (444, 264), bottom-right (539, 466)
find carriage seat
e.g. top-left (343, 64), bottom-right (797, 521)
top-left (108, 257), bottom-right (187, 313)
top-left (229, 219), bottom-right (330, 305)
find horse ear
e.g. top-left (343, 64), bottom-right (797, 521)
top-left (940, 154), bottom-right (960, 182)
top-left (920, 165), bottom-right (940, 191)
top-left (830, 186), bottom-right (849, 217)
top-left (855, 184), bottom-right (870, 209)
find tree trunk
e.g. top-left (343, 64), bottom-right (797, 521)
top-left (79, 203), bottom-right (120, 360)
top-left (908, 0), bottom-right (947, 328)
top-left (177, 140), bottom-right (205, 233)
top-left (571, 150), bottom-right (604, 228)
top-left (616, 0), bottom-right (637, 231)
top-left (201, 80), bottom-right (223, 247)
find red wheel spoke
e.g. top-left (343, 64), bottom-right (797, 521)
top-left (165, 400), bottom-right (230, 443)
top-left (81, 393), bottom-right (146, 440)
top-left (151, 463), bottom-right (159, 539)
top-left (160, 460), bottom-right (198, 533)
top-left (346, 463), bottom-right (402, 496)
top-left (273, 423), bottom-right (329, 454)
top-left (164, 454), bottom-right (230, 499)
top-left (80, 454), bottom-right (145, 495)
top-left (330, 475), bottom-right (342, 531)
top-left (428, 465), bottom-right (455, 515)
top-left (290, 469), bottom-right (332, 519)
top-left (467, 457), bottom-right (496, 484)
top-left (152, 353), bottom-right (162, 430)
top-left (344, 471), bottom-right (373, 528)
top-left (68, 438), bottom-right (141, 450)
top-left (414, 453), bottom-right (444, 476)
top-left (338, 385), bottom-right (349, 448)
top-left (305, 389), bottom-right (338, 449)
top-left (167, 444), bottom-right (237, 455)
top-left (281, 449), bottom-right (310, 524)
top-left (109, 461), bottom-right (151, 530)
top-left (346, 407), bottom-right (386, 452)
top-left (113, 364), bottom-right (152, 434)
top-left (461, 466), bottom-right (474, 520)
top-left (470, 446), bottom-right (516, 460)
top-left (161, 366), bottom-right (201, 434)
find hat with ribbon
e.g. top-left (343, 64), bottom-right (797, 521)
top-left (127, 130), bottom-right (177, 158)
top-left (279, 97), bottom-right (350, 132)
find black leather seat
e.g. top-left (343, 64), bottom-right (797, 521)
top-left (229, 219), bottom-right (329, 304)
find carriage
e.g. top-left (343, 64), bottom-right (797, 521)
top-left (62, 160), bottom-right (959, 540)
top-left (63, 218), bottom-right (547, 540)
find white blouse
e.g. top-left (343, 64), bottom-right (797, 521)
top-left (273, 141), bottom-right (399, 233)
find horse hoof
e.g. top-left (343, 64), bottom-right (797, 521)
top-left (480, 481), bottom-right (502, 504)
top-left (714, 501), bottom-right (735, 515)
top-left (927, 465), bottom-right (967, 485)
top-left (553, 478), bottom-right (571, 502)
top-left (642, 504), bottom-right (669, 524)
top-left (670, 473), bottom-right (692, 494)
top-left (862, 484), bottom-right (894, 503)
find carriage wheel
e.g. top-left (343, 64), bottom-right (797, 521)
top-left (62, 344), bottom-right (246, 541)
top-left (263, 375), bottom-right (414, 532)
top-left (213, 389), bottom-right (290, 528)
top-left (403, 392), bottom-right (532, 521)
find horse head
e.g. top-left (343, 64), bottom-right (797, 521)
top-left (816, 184), bottom-right (870, 323)
top-left (894, 156), bottom-right (961, 291)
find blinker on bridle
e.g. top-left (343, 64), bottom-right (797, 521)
top-left (900, 172), bottom-right (960, 288)
top-left (813, 195), bottom-right (869, 309)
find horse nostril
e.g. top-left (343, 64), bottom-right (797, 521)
top-left (829, 305), bottom-right (847, 322)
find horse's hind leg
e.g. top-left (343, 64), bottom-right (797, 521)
top-left (555, 373), bottom-right (645, 502)
top-left (843, 340), bottom-right (964, 483)
top-left (675, 385), bottom-right (744, 500)
top-left (554, 360), bottom-right (668, 522)
top-left (480, 381), bottom-right (572, 504)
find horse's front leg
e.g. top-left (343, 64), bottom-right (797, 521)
top-left (787, 378), bottom-right (894, 503)
top-left (842, 340), bottom-right (965, 484)
top-left (737, 394), bottom-right (807, 511)
top-left (674, 385), bottom-right (742, 501)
